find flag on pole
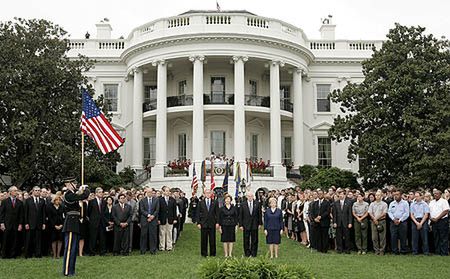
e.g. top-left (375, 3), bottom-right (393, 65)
top-left (222, 162), bottom-right (229, 193)
top-left (210, 160), bottom-right (216, 191)
top-left (200, 160), bottom-right (206, 183)
top-left (191, 164), bottom-right (199, 196)
top-left (216, 1), bottom-right (221, 11)
top-left (234, 162), bottom-right (241, 199)
top-left (246, 162), bottom-right (253, 189)
top-left (81, 89), bottom-right (124, 154)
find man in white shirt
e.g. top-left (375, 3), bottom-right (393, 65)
top-left (428, 190), bottom-right (449, 256)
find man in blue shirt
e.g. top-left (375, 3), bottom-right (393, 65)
top-left (410, 192), bottom-right (430, 255)
top-left (387, 190), bottom-right (410, 254)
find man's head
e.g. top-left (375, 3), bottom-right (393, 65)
top-left (338, 191), bottom-right (345, 201)
top-left (204, 189), bottom-right (212, 199)
top-left (8, 186), bottom-right (18, 198)
top-left (318, 189), bottom-right (324, 200)
top-left (246, 191), bottom-right (255, 202)
top-left (357, 192), bottom-right (364, 202)
top-left (433, 190), bottom-right (442, 200)
top-left (375, 190), bottom-right (382, 201)
top-left (414, 192), bottom-right (422, 202)
top-left (394, 190), bottom-right (402, 202)
top-left (118, 193), bottom-right (126, 204)
top-left (95, 187), bottom-right (104, 199)
top-left (162, 186), bottom-right (170, 197)
top-left (32, 186), bottom-right (41, 198)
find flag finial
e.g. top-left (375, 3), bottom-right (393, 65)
top-left (216, 1), bottom-right (221, 12)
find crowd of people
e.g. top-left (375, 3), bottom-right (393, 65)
top-left (1, 183), bottom-right (450, 262)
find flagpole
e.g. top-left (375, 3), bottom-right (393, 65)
top-left (81, 130), bottom-right (85, 185)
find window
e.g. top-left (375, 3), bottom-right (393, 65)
top-left (249, 80), bottom-right (257, 96)
top-left (144, 137), bottom-right (156, 167)
top-left (280, 85), bottom-right (290, 101)
top-left (178, 80), bottom-right (187, 96)
top-left (318, 137), bottom-right (332, 167)
top-left (104, 84), bottom-right (118, 112)
top-left (250, 134), bottom-right (258, 161)
top-left (178, 133), bottom-right (187, 161)
top-left (210, 131), bottom-right (226, 156)
top-left (317, 84), bottom-right (331, 112)
top-left (144, 85), bottom-right (157, 103)
top-left (211, 77), bottom-right (225, 103)
top-left (282, 137), bottom-right (292, 166)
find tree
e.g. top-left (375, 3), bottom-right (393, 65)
top-left (329, 24), bottom-right (450, 190)
top-left (0, 18), bottom-right (121, 190)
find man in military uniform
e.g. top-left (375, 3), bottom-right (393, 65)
top-left (61, 178), bottom-right (90, 277)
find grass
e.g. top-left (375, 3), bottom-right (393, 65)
top-left (0, 224), bottom-right (449, 278)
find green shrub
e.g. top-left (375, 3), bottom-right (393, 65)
top-left (198, 257), bottom-right (314, 279)
top-left (298, 165), bottom-right (319, 181)
top-left (301, 167), bottom-right (359, 189)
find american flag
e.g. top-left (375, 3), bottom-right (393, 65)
top-left (191, 164), bottom-right (199, 196)
top-left (81, 89), bottom-right (124, 154)
top-left (234, 162), bottom-right (241, 199)
top-left (210, 160), bottom-right (216, 191)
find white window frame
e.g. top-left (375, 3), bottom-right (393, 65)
top-left (317, 136), bottom-right (332, 168)
top-left (101, 82), bottom-right (121, 114)
top-left (313, 83), bottom-right (335, 115)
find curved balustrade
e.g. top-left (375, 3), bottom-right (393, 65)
top-left (204, 93), bottom-right (234, 105)
top-left (245, 95), bottom-right (270, 108)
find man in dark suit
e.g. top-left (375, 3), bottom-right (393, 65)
top-left (139, 188), bottom-right (159, 254)
top-left (158, 186), bottom-right (177, 251)
top-left (332, 190), bottom-right (353, 253)
top-left (310, 189), bottom-right (331, 253)
top-left (239, 191), bottom-right (262, 257)
top-left (24, 186), bottom-right (46, 258)
top-left (0, 186), bottom-right (24, 259)
top-left (40, 188), bottom-right (52, 257)
top-left (112, 193), bottom-right (132, 256)
top-left (87, 187), bottom-right (106, 256)
top-left (197, 189), bottom-right (218, 257)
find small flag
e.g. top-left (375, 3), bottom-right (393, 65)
top-left (81, 89), bottom-right (124, 154)
top-left (210, 160), bottom-right (216, 191)
top-left (246, 162), bottom-right (253, 189)
top-left (234, 162), bottom-right (241, 199)
top-left (216, 1), bottom-right (221, 11)
top-left (191, 164), bottom-right (199, 196)
top-left (222, 162), bottom-right (229, 193)
top-left (200, 160), bottom-right (206, 182)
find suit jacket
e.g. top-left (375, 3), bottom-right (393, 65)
top-left (264, 208), bottom-right (283, 230)
top-left (239, 200), bottom-right (262, 230)
top-left (24, 197), bottom-right (46, 230)
top-left (112, 203), bottom-right (132, 228)
top-left (198, 198), bottom-right (218, 229)
top-left (310, 199), bottom-right (331, 228)
top-left (139, 196), bottom-right (160, 226)
top-left (0, 197), bottom-right (24, 230)
top-left (158, 196), bottom-right (177, 225)
top-left (332, 200), bottom-right (353, 227)
top-left (88, 198), bottom-right (106, 228)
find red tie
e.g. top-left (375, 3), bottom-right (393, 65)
top-left (12, 198), bottom-right (15, 208)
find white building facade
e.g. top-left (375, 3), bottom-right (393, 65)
top-left (67, 10), bottom-right (382, 195)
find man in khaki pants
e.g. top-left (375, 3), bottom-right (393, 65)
top-left (368, 191), bottom-right (388, 255)
top-left (158, 186), bottom-right (177, 251)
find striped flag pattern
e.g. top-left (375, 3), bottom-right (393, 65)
top-left (234, 162), bottom-right (241, 199)
top-left (81, 89), bottom-right (124, 154)
top-left (191, 164), bottom-right (199, 196)
top-left (210, 160), bottom-right (216, 191)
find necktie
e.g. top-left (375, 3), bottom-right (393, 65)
top-left (12, 198), bottom-right (15, 208)
top-left (341, 201), bottom-right (344, 210)
top-left (207, 199), bottom-right (210, 211)
top-left (148, 198), bottom-right (152, 214)
top-left (98, 199), bottom-right (102, 212)
top-left (35, 198), bottom-right (38, 208)
top-left (249, 202), bottom-right (253, 215)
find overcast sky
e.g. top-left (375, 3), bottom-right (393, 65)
top-left (1, 0), bottom-right (449, 40)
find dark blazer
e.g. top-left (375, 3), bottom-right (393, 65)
top-left (310, 199), bottom-right (331, 228)
top-left (264, 208), bottom-right (283, 231)
top-left (88, 198), bottom-right (106, 228)
top-left (139, 196), bottom-right (160, 226)
top-left (198, 198), bottom-right (218, 229)
top-left (158, 196), bottom-right (177, 225)
top-left (103, 205), bottom-right (114, 228)
top-left (332, 200), bottom-right (353, 227)
top-left (112, 203), bottom-right (132, 227)
top-left (0, 197), bottom-right (24, 230)
top-left (24, 197), bottom-right (46, 230)
top-left (218, 205), bottom-right (238, 227)
top-left (239, 200), bottom-right (262, 230)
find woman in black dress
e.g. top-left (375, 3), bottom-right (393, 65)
top-left (103, 196), bottom-right (115, 253)
top-left (47, 194), bottom-right (64, 259)
top-left (218, 194), bottom-right (239, 257)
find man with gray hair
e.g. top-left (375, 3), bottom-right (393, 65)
top-left (24, 186), bottom-right (46, 258)
top-left (0, 186), bottom-right (24, 258)
top-left (87, 187), bottom-right (106, 256)
top-left (239, 191), bottom-right (262, 257)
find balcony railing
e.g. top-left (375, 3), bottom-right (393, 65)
top-left (204, 92), bottom-right (234, 105)
top-left (164, 166), bottom-right (189, 177)
top-left (281, 99), bottom-right (293, 112)
top-left (252, 166), bottom-right (274, 177)
top-left (167, 95), bottom-right (193, 107)
top-left (143, 100), bottom-right (157, 112)
top-left (245, 95), bottom-right (270, 108)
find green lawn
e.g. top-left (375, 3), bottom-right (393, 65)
top-left (0, 224), bottom-right (449, 278)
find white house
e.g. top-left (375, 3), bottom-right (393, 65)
top-left (67, 10), bottom-right (382, 195)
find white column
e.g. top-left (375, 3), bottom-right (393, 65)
top-left (269, 60), bottom-right (285, 179)
top-left (233, 56), bottom-right (247, 173)
top-left (293, 68), bottom-right (304, 168)
top-left (151, 60), bottom-right (167, 179)
top-left (189, 55), bottom-right (205, 172)
top-left (131, 67), bottom-right (143, 171)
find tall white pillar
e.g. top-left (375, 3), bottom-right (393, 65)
top-left (293, 68), bottom-right (304, 168)
top-left (151, 60), bottom-right (167, 179)
top-left (132, 67), bottom-right (143, 171)
top-left (233, 56), bottom-right (247, 174)
top-left (189, 55), bottom-right (205, 173)
top-left (269, 60), bottom-right (286, 179)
